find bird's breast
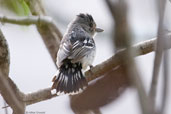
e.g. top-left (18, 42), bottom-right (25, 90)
top-left (81, 47), bottom-right (96, 70)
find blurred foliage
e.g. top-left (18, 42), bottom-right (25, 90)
top-left (1, 0), bottom-right (30, 16)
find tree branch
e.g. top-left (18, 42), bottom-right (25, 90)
top-left (24, 88), bottom-right (57, 105)
top-left (0, 29), bottom-right (10, 78)
top-left (0, 29), bottom-right (25, 114)
top-left (0, 15), bottom-right (55, 26)
top-left (23, 33), bottom-right (171, 106)
top-left (0, 14), bottom-right (62, 65)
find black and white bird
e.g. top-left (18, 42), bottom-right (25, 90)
top-left (51, 13), bottom-right (103, 94)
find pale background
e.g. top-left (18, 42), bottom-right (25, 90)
top-left (0, 0), bottom-right (171, 114)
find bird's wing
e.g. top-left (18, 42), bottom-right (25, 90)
top-left (57, 31), bottom-right (95, 67)
top-left (56, 34), bottom-right (72, 67)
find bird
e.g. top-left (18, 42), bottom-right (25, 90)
top-left (51, 13), bottom-right (103, 95)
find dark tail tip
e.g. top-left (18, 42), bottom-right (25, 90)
top-left (51, 62), bottom-right (88, 95)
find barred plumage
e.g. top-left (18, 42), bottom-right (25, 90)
top-left (52, 59), bottom-right (87, 94)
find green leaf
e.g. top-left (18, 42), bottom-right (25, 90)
top-left (5, 0), bottom-right (30, 16)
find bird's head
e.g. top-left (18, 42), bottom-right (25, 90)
top-left (74, 13), bottom-right (103, 36)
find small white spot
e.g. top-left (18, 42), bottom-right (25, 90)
top-left (68, 89), bottom-right (83, 95)
top-left (71, 31), bottom-right (76, 37)
top-left (63, 42), bottom-right (67, 46)
top-left (69, 92), bottom-right (76, 95)
top-left (57, 91), bottom-right (65, 95)
top-left (79, 88), bottom-right (83, 92)
top-left (56, 91), bottom-right (60, 95)
top-left (83, 86), bottom-right (87, 90)
top-left (55, 70), bottom-right (59, 75)
top-left (51, 89), bottom-right (56, 95)
top-left (84, 45), bottom-right (94, 49)
top-left (83, 39), bottom-right (87, 44)
top-left (76, 89), bottom-right (83, 94)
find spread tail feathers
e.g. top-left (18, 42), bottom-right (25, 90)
top-left (51, 60), bottom-right (87, 95)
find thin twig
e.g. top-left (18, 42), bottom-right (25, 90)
top-left (0, 15), bottom-right (62, 41)
top-left (0, 15), bottom-right (53, 26)
top-left (3, 100), bottom-right (8, 114)
top-left (149, 0), bottom-right (167, 109)
top-left (2, 105), bottom-right (9, 109)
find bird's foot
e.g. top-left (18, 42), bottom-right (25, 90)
top-left (89, 65), bottom-right (94, 74)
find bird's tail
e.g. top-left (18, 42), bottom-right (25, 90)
top-left (51, 60), bottom-right (87, 95)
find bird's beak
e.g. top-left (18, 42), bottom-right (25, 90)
top-left (95, 28), bottom-right (104, 32)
